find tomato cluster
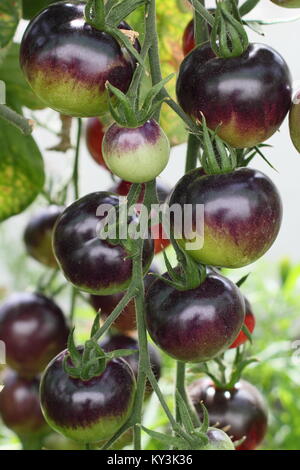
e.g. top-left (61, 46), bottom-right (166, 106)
top-left (1, 0), bottom-right (296, 451)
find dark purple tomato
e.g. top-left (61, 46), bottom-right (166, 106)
top-left (102, 120), bottom-right (170, 183)
top-left (53, 192), bottom-right (154, 295)
top-left (289, 89), bottom-right (300, 152)
top-left (271, 0), bottom-right (300, 6)
top-left (90, 265), bottom-right (159, 333)
top-left (189, 378), bottom-right (268, 450)
top-left (145, 271), bottom-right (245, 362)
top-left (40, 350), bottom-right (136, 443)
top-left (24, 205), bottom-right (64, 268)
top-left (229, 298), bottom-right (256, 349)
top-left (100, 334), bottom-right (161, 396)
top-left (203, 428), bottom-right (235, 450)
top-left (169, 167), bottom-right (282, 268)
top-left (86, 117), bottom-right (107, 169)
top-left (0, 369), bottom-right (49, 437)
top-left (176, 42), bottom-right (292, 148)
top-left (20, 1), bottom-right (138, 117)
top-left (0, 292), bottom-right (69, 377)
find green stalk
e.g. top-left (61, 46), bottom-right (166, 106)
top-left (0, 105), bottom-right (34, 135)
top-left (72, 118), bottom-right (82, 200)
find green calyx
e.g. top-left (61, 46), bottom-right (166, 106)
top-left (106, 74), bottom-right (174, 128)
top-left (200, 113), bottom-right (237, 175)
top-left (63, 314), bottom-right (137, 381)
top-left (211, 0), bottom-right (249, 58)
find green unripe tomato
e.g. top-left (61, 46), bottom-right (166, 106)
top-left (202, 428), bottom-right (235, 450)
top-left (102, 120), bottom-right (170, 183)
top-left (289, 91), bottom-right (300, 152)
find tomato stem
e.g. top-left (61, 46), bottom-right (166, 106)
top-left (72, 118), bottom-right (82, 200)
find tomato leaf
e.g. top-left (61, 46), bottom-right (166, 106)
top-left (0, 43), bottom-right (45, 110)
top-left (0, 117), bottom-right (45, 222)
top-left (0, 0), bottom-right (22, 49)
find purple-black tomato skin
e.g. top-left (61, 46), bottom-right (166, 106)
top-left (176, 42), bottom-right (292, 148)
top-left (20, 1), bottom-right (138, 117)
top-left (169, 167), bottom-right (282, 268)
top-left (145, 271), bottom-right (245, 362)
top-left (0, 370), bottom-right (49, 437)
top-left (40, 350), bottom-right (136, 443)
top-left (100, 334), bottom-right (161, 396)
top-left (0, 292), bottom-right (69, 377)
top-left (53, 192), bottom-right (154, 295)
top-left (24, 205), bottom-right (64, 268)
top-left (229, 298), bottom-right (256, 349)
top-left (189, 378), bottom-right (268, 450)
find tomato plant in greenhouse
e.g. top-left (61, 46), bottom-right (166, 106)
top-left (0, 0), bottom-right (300, 454)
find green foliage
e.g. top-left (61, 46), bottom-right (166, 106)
top-left (0, 117), bottom-right (44, 222)
top-left (0, 0), bottom-right (22, 49)
top-left (0, 43), bottom-right (45, 110)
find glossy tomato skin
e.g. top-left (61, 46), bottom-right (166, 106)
top-left (271, 0), bottom-right (300, 6)
top-left (86, 118), bottom-right (107, 168)
top-left (100, 334), bottom-right (161, 396)
top-left (102, 120), bottom-right (170, 183)
top-left (24, 205), bottom-right (64, 268)
top-left (189, 378), bottom-right (268, 450)
top-left (20, 1), bottom-right (138, 117)
top-left (229, 298), bottom-right (256, 349)
top-left (40, 350), bottom-right (136, 443)
top-left (146, 271), bottom-right (245, 362)
top-left (0, 292), bottom-right (69, 377)
top-left (289, 90), bottom-right (300, 152)
top-left (0, 370), bottom-right (49, 437)
top-left (169, 167), bottom-right (282, 268)
top-left (90, 265), bottom-right (159, 333)
top-left (176, 42), bottom-right (292, 148)
top-left (203, 428), bottom-right (235, 450)
top-left (53, 192), bottom-right (154, 295)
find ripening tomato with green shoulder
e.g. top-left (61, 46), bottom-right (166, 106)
top-left (176, 42), bottom-right (292, 148)
top-left (20, 1), bottom-right (139, 117)
top-left (270, 0), bottom-right (300, 7)
top-left (169, 167), bottom-right (282, 269)
top-left (102, 120), bottom-right (170, 183)
top-left (40, 349), bottom-right (136, 443)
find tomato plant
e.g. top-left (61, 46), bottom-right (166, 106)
top-left (40, 350), bottom-right (136, 443)
top-left (189, 378), bottom-right (268, 450)
top-left (0, 292), bottom-right (69, 377)
top-left (1, 0), bottom-right (299, 454)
